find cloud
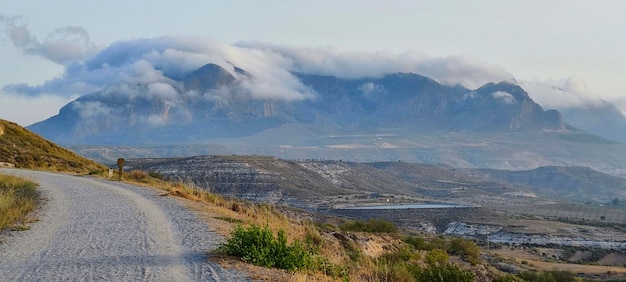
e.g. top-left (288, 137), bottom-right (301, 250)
top-left (520, 77), bottom-right (604, 109)
top-left (71, 100), bottom-right (112, 118)
top-left (236, 41), bottom-right (514, 89)
top-left (2, 35), bottom-right (317, 103)
top-left (1, 23), bottom-right (520, 123)
top-left (0, 15), bottom-right (98, 64)
top-left (491, 91), bottom-right (517, 104)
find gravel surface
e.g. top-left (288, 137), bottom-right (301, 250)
top-left (0, 169), bottom-right (248, 281)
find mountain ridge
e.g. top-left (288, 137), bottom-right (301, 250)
top-left (29, 63), bottom-right (566, 145)
top-left (27, 63), bottom-right (626, 176)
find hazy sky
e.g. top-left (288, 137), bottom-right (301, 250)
top-left (2, 0), bottom-right (626, 125)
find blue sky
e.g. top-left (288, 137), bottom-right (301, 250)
top-left (2, 0), bottom-right (626, 125)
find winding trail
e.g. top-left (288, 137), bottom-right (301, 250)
top-left (0, 169), bottom-right (245, 281)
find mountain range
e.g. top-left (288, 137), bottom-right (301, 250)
top-left (26, 63), bottom-right (626, 176)
top-left (29, 63), bottom-right (564, 144)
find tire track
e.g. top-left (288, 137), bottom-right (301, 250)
top-left (0, 169), bottom-right (244, 281)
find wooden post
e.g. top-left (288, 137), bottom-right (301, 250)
top-left (117, 158), bottom-right (125, 180)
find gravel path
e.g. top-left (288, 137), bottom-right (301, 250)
top-left (0, 169), bottom-right (248, 282)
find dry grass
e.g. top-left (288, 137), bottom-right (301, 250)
top-left (129, 170), bottom-right (149, 182)
top-left (0, 119), bottom-right (107, 173)
top-left (0, 173), bottom-right (39, 230)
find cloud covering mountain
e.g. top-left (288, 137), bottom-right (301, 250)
top-left (1, 17), bottom-right (516, 105)
top-left (4, 19), bottom-right (626, 144)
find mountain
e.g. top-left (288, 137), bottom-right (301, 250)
top-left (0, 119), bottom-right (105, 173)
top-left (559, 101), bottom-right (626, 143)
top-left (29, 63), bottom-right (564, 146)
top-left (28, 63), bottom-right (626, 175)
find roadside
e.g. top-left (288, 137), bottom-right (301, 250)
top-left (0, 169), bottom-right (248, 281)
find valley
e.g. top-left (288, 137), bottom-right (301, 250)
top-left (124, 155), bottom-right (626, 254)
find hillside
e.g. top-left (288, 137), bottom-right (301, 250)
top-left (126, 155), bottom-right (626, 207)
top-left (478, 166), bottom-right (626, 203)
top-left (0, 119), bottom-right (105, 173)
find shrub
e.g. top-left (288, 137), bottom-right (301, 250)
top-left (374, 259), bottom-right (415, 282)
top-left (425, 249), bottom-right (449, 265)
top-left (129, 170), bottom-right (148, 181)
top-left (404, 235), bottom-right (433, 251)
top-left (339, 219), bottom-right (398, 233)
top-left (230, 201), bottom-right (241, 212)
top-left (380, 246), bottom-right (416, 263)
top-left (221, 224), bottom-right (313, 271)
top-left (448, 237), bottom-right (481, 265)
top-left (414, 261), bottom-right (475, 282)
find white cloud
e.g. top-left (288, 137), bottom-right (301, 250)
top-left (491, 91), bottom-right (517, 104)
top-left (0, 15), bottom-right (98, 64)
top-left (520, 77), bottom-right (604, 110)
top-left (147, 82), bottom-right (178, 101)
top-left (72, 100), bottom-right (112, 118)
top-left (236, 41), bottom-right (514, 89)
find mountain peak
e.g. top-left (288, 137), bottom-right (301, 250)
top-left (183, 63), bottom-right (236, 91)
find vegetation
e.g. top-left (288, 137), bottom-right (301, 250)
top-left (448, 237), bottom-right (481, 265)
top-left (0, 173), bottom-right (39, 230)
top-left (339, 218), bottom-right (398, 233)
top-left (221, 224), bottom-right (313, 271)
top-left (129, 170), bottom-right (149, 182)
top-left (120, 170), bottom-right (619, 281)
top-left (0, 120), bottom-right (106, 173)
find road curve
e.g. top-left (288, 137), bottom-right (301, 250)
top-left (0, 169), bottom-right (246, 282)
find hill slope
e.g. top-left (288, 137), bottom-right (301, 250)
top-left (126, 156), bottom-right (626, 207)
top-left (0, 119), bottom-right (105, 173)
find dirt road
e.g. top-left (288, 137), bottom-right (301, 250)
top-left (0, 169), bottom-right (245, 281)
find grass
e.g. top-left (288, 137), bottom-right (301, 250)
top-left (0, 173), bottom-right (39, 230)
top-left (0, 119), bottom-right (106, 173)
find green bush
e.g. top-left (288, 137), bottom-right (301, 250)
top-left (221, 224), bottom-right (312, 271)
top-left (339, 219), bottom-right (398, 233)
top-left (404, 235), bottom-right (433, 251)
top-left (448, 237), bottom-right (481, 265)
